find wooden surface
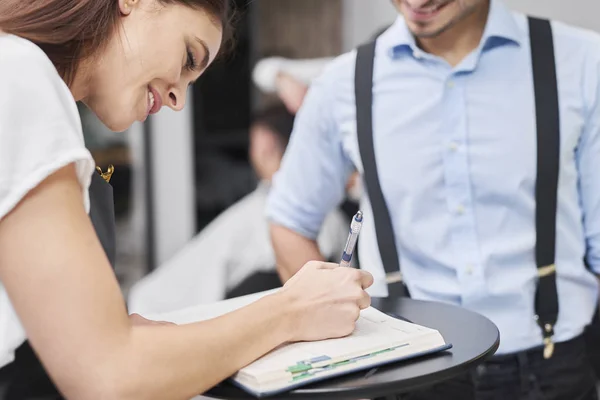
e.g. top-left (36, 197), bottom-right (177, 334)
top-left (255, 0), bottom-right (342, 59)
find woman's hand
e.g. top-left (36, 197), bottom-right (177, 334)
top-left (278, 261), bottom-right (373, 342)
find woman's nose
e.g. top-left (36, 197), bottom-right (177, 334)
top-left (167, 86), bottom-right (186, 111)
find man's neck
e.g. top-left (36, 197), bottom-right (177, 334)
top-left (417, 1), bottom-right (490, 67)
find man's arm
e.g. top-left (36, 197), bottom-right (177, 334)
top-left (271, 206), bottom-right (352, 282)
top-left (0, 166), bottom-right (372, 400)
top-left (578, 54), bottom-right (600, 274)
top-left (266, 56), bottom-right (355, 281)
top-left (270, 224), bottom-right (324, 282)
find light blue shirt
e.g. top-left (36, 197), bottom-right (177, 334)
top-left (266, 0), bottom-right (600, 355)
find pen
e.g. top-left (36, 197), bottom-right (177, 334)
top-left (340, 210), bottom-right (363, 268)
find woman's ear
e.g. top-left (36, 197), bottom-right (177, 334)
top-left (119, 0), bottom-right (139, 15)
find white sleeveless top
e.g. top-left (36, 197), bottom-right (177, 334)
top-left (0, 34), bottom-right (95, 368)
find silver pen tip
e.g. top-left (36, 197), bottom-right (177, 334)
top-left (355, 210), bottom-right (363, 222)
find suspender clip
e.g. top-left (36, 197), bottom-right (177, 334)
top-left (542, 323), bottom-right (555, 359)
top-left (538, 264), bottom-right (556, 278)
top-left (385, 272), bottom-right (403, 284)
top-left (96, 164), bottom-right (115, 183)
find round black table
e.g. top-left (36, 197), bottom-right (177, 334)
top-left (205, 297), bottom-right (499, 400)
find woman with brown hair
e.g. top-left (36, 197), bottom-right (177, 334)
top-left (0, 0), bottom-right (373, 399)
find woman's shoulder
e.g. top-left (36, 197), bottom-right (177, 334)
top-left (1, 33), bottom-right (53, 68)
top-left (0, 34), bottom-right (94, 221)
top-left (0, 32), bottom-right (91, 166)
top-left (0, 33), bottom-right (71, 97)
top-left (0, 33), bottom-right (80, 127)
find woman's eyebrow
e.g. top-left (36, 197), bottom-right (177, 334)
top-left (195, 37), bottom-right (211, 70)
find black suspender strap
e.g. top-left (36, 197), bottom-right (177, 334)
top-left (355, 18), bottom-right (562, 357)
top-left (89, 170), bottom-right (117, 268)
top-left (355, 42), bottom-right (408, 298)
top-left (529, 16), bottom-right (560, 359)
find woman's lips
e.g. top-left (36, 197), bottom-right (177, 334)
top-left (146, 86), bottom-right (163, 117)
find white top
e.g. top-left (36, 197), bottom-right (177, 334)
top-left (127, 182), bottom-right (350, 315)
top-left (0, 34), bottom-right (95, 368)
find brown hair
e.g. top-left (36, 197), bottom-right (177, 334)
top-left (0, 0), bottom-right (233, 86)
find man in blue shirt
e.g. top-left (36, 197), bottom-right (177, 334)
top-left (266, 0), bottom-right (600, 398)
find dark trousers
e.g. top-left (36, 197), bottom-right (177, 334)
top-left (0, 341), bottom-right (62, 399)
top-left (401, 334), bottom-right (597, 400)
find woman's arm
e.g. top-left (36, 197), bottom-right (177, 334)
top-left (0, 165), bottom-right (372, 400)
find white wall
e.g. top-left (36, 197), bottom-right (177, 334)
top-left (341, 0), bottom-right (600, 51)
top-left (504, 0), bottom-right (600, 32)
top-left (148, 93), bottom-right (197, 266)
top-left (126, 120), bottom-right (147, 264)
top-left (341, 0), bottom-right (396, 52)
top-left (129, 90), bottom-right (197, 269)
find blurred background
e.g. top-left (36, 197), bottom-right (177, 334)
top-left (80, 0), bottom-right (600, 300)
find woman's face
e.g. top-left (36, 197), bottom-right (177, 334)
top-left (79, 0), bottom-right (223, 132)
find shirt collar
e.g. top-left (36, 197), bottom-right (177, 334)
top-left (480, 0), bottom-right (523, 49)
top-left (378, 15), bottom-right (417, 58)
top-left (380, 0), bottom-right (523, 59)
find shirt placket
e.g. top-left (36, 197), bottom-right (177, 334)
top-left (442, 72), bottom-right (485, 303)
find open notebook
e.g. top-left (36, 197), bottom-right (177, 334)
top-left (145, 290), bottom-right (452, 398)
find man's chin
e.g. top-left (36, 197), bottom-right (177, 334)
top-left (412, 29), bottom-right (445, 39)
top-left (407, 21), bottom-right (454, 39)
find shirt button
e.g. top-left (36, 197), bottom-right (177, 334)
top-left (466, 265), bottom-right (474, 275)
top-left (449, 142), bottom-right (459, 151)
top-left (413, 50), bottom-right (423, 59)
top-left (447, 80), bottom-right (455, 88)
top-left (456, 205), bottom-right (465, 214)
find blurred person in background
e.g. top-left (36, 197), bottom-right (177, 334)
top-left (253, 54), bottom-right (365, 219)
top-left (266, 0), bottom-right (600, 399)
top-left (0, 0), bottom-right (374, 398)
top-left (253, 56), bottom-right (333, 114)
top-left (250, 24), bottom-right (392, 114)
top-left (250, 25), bottom-right (391, 116)
top-left (128, 104), bottom-right (352, 314)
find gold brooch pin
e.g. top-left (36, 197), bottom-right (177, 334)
top-left (96, 164), bottom-right (115, 183)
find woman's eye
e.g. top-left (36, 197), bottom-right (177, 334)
top-left (186, 49), bottom-right (198, 71)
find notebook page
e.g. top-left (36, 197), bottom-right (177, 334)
top-left (239, 307), bottom-right (438, 377)
top-left (145, 289), bottom-right (442, 380)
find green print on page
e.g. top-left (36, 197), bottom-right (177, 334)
top-left (287, 345), bottom-right (408, 382)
